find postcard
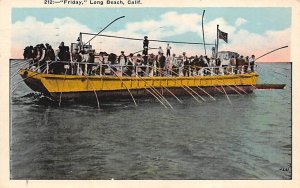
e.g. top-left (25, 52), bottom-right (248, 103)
top-left (0, 0), bottom-right (299, 187)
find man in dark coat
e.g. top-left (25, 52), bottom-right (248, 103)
top-left (143, 36), bottom-right (149, 55)
top-left (159, 53), bottom-right (166, 76)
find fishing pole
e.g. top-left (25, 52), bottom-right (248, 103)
top-left (196, 86), bottom-right (216, 101)
top-left (233, 85), bottom-right (249, 95)
top-left (140, 67), bottom-right (183, 104)
top-left (11, 71), bottom-right (41, 93)
top-left (220, 83), bottom-right (232, 105)
top-left (11, 63), bottom-right (31, 79)
top-left (163, 86), bottom-right (183, 104)
top-left (183, 84), bottom-right (206, 102)
top-left (87, 78), bottom-right (101, 109)
top-left (135, 74), bottom-right (174, 109)
top-left (129, 66), bottom-right (173, 107)
top-left (255, 45), bottom-right (288, 61)
top-left (108, 66), bottom-right (138, 106)
top-left (59, 69), bottom-right (68, 108)
top-left (84, 16), bottom-right (125, 45)
top-left (122, 70), bottom-right (168, 108)
top-left (132, 66), bottom-right (175, 109)
top-left (213, 86), bottom-right (224, 94)
top-left (196, 67), bottom-right (235, 103)
top-left (227, 85), bottom-right (243, 96)
top-left (156, 67), bottom-right (204, 103)
top-left (163, 67), bottom-right (207, 102)
top-left (205, 68), bottom-right (247, 96)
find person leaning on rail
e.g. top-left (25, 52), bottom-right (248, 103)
top-left (147, 53), bottom-right (155, 77)
top-left (136, 54), bottom-right (143, 76)
top-left (126, 53), bottom-right (134, 76)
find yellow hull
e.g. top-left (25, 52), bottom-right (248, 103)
top-left (19, 69), bottom-right (258, 100)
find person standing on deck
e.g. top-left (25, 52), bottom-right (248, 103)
top-left (87, 50), bottom-right (95, 75)
top-left (182, 52), bottom-right (189, 76)
top-left (159, 53), bottom-right (166, 76)
top-left (192, 55), bottom-right (199, 76)
top-left (99, 52), bottom-right (106, 75)
top-left (166, 43), bottom-right (171, 57)
top-left (235, 55), bottom-right (242, 74)
top-left (244, 56), bottom-right (249, 73)
top-left (45, 43), bottom-right (55, 61)
top-left (203, 56), bottom-right (210, 75)
top-left (147, 53), bottom-right (155, 77)
top-left (158, 46), bottom-right (163, 54)
top-left (249, 55), bottom-right (256, 72)
top-left (72, 48), bottom-right (82, 62)
top-left (170, 54), bottom-right (178, 76)
top-left (136, 54), bottom-right (144, 76)
top-left (178, 55), bottom-right (184, 76)
top-left (108, 53), bottom-right (117, 75)
top-left (165, 56), bottom-right (173, 76)
top-left (229, 55), bottom-right (236, 74)
top-left (71, 48), bottom-right (82, 75)
top-left (118, 51), bottom-right (127, 73)
top-left (215, 58), bottom-right (221, 75)
top-left (143, 36), bottom-right (149, 56)
top-left (155, 53), bottom-right (161, 76)
top-left (126, 53), bottom-right (134, 76)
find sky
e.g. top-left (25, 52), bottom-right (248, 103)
top-left (11, 8), bottom-right (291, 62)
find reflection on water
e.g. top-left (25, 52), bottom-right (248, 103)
top-left (10, 61), bottom-right (291, 179)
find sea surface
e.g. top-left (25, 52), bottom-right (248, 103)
top-left (10, 61), bottom-right (292, 180)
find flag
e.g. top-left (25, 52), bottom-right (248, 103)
top-left (218, 29), bottom-right (228, 43)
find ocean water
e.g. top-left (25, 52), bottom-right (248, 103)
top-left (10, 61), bottom-right (292, 180)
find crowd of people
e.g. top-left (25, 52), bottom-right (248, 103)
top-left (23, 40), bottom-right (256, 76)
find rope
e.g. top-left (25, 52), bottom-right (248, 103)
top-left (81, 32), bottom-right (215, 45)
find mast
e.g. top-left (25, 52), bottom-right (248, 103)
top-left (201, 10), bottom-right (206, 55)
top-left (79, 32), bottom-right (82, 50)
top-left (216, 24), bottom-right (219, 59)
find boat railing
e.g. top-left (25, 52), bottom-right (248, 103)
top-left (27, 60), bottom-right (254, 77)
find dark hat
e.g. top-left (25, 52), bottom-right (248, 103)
top-left (144, 36), bottom-right (148, 39)
top-left (129, 53), bottom-right (133, 56)
top-left (137, 54), bottom-right (141, 56)
top-left (121, 51), bottom-right (124, 53)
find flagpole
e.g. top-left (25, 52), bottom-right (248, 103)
top-left (216, 24), bottom-right (219, 58)
top-left (214, 40), bottom-right (217, 57)
top-left (201, 10), bottom-right (206, 56)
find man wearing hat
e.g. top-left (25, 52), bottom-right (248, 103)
top-left (143, 36), bottom-right (149, 55)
